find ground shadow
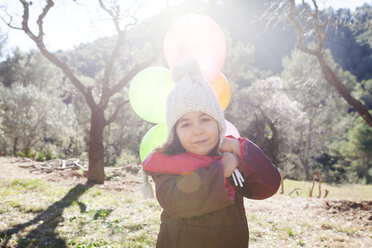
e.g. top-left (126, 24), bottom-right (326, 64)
top-left (0, 183), bottom-right (92, 248)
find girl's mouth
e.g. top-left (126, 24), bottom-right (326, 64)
top-left (193, 139), bottom-right (208, 144)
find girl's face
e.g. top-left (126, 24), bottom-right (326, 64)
top-left (175, 111), bottom-right (219, 156)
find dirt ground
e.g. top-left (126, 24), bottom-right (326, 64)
top-left (0, 157), bottom-right (143, 193)
top-left (0, 156), bottom-right (371, 247)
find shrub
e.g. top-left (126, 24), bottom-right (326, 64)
top-left (36, 150), bottom-right (56, 161)
top-left (115, 149), bottom-right (138, 167)
top-left (15, 148), bottom-right (36, 159)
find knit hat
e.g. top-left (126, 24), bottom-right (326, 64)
top-left (165, 59), bottom-right (226, 148)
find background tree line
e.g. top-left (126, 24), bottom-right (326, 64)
top-left (0, 0), bottom-right (371, 184)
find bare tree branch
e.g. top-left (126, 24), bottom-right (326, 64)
top-left (19, 0), bottom-right (37, 41)
top-left (124, 16), bottom-right (138, 31)
top-left (16, 0), bottom-right (97, 110)
top-left (99, 33), bottom-right (125, 104)
top-left (286, 0), bottom-right (372, 127)
top-left (97, 0), bottom-right (141, 111)
top-left (288, 0), bottom-right (317, 55)
top-left (98, 0), bottom-right (121, 34)
top-left (311, 0), bottom-right (319, 16)
top-left (316, 54), bottom-right (372, 127)
top-left (105, 100), bottom-right (129, 126)
top-left (301, 0), bottom-right (313, 17)
top-left (310, 1), bottom-right (326, 53)
top-left (0, 12), bottom-right (22, 30)
top-left (108, 52), bottom-right (159, 98)
top-left (36, 0), bottom-right (54, 39)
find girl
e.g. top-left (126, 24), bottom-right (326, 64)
top-left (142, 59), bottom-right (281, 248)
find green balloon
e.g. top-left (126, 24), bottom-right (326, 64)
top-left (129, 67), bottom-right (175, 123)
top-left (140, 123), bottom-right (168, 162)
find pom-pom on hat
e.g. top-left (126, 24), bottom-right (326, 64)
top-left (165, 59), bottom-right (226, 148)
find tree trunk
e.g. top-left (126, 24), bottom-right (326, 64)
top-left (299, 128), bottom-right (311, 180)
top-left (255, 117), bottom-right (266, 148)
top-left (260, 108), bottom-right (279, 164)
top-left (304, 110), bottom-right (314, 180)
top-left (87, 108), bottom-right (106, 184)
top-left (365, 155), bottom-right (372, 184)
top-left (25, 148), bottom-right (30, 157)
top-left (270, 125), bottom-right (279, 165)
top-left (300, 157), bottom-right (310, 181)
top-left (13, 137), bottom-right (18, 156)
top-left (104, 121), bottom-right (111, 166)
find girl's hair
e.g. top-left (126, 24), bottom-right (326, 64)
top-left (156, 126), bottom-right (186, 156)
top-left (156, 121), bottom-right (220, 156)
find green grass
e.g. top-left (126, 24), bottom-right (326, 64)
top-left (10, 179), bottom-right (48, 191)
top-left (0, 178), bottom-right (370, 247)
top-left (281, 179), bottom-right (372, 200)
top-left (0, 179), bottom-right (161, 247)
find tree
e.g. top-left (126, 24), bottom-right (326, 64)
top-left (0, 84), bottom-right (77, 156)
top-left (282, 49), bottom-right (350, 180)
top-left (0, 27), bottom-right (6, 57)
top-left (266, 0), bottom-right (372, 127)
top-left (1, 0), bottom-right (161, 183)
top-left (223, 41), bottom-right (264, 90)
top-left (228, 76), bottom-right (306, 176)
top-left (0, 49), bottom-right (64, 90)
top-left (350, 4), bottom-right (372, 81)
top-left (287, 0), bottom-right (372, 127)
top-left (0, 101), bottom-right (4, 154)
top-left (352, 4), bottom-right (372, 51)
top-left (324, 7), bottom-right (372, 82)
top-left (335, 117), bottom-right (372, 183)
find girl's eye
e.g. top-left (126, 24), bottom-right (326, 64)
top-left (180, 123), bottom-right (190, 128)
top-left (201, 118), bottom-right (211, 122)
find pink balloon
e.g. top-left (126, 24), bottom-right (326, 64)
top-left (225, 120), bottom-right (240, 138)
top-left (164, 14), bottom-right (227, 83)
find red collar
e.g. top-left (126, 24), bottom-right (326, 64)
top-left (142, 151), bottom-right (221, 174)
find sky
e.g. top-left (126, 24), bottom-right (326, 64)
top-left (0, 0), bottom-right (370, 58)
top-left (0, 0), bottom-right (172, 57)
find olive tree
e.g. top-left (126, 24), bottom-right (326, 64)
top-left (229, 77), bottom-right (306, 172)
top-left (264, 0), bottom-right (372, 127)
top-left (282, 49), bottom-right (350, 180)
top-left (0, 84), bottom-right (77, 156)
top-left (0, 0), bottom-right (161, 183)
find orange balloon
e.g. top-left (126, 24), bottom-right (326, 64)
top-left (210, 73), bottom-right (231, 111)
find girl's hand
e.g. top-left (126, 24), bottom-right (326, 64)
top-left (221, 152), bottom-right (240, 178)
top-left (220, 137), bottom-right (241, 158)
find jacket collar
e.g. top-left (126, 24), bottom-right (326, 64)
top-left (142, 151), bottom-right (221, 174)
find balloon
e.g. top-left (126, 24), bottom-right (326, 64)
top-left (129, 67), bottom-right (175, 123)
top-left (210, 73), bottom-right (231, 111)
top-left (225, 120), bottom-right (240, 138)
top-left (140, 123), bottom-right (168, 162)
top-left (164, 14), bottom-right (227, 83)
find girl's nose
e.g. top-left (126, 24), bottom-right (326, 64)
top-left (193, 124), bottom-right (204, 135)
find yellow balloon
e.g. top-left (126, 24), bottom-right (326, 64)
top-left (210, 73), bottom-right (231, 111)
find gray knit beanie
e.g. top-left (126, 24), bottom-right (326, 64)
top-left (165, 59), bottom-right (226, 148)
